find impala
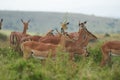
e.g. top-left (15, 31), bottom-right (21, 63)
top-left (100, 41), bottom-right (120, 66)
top-left (21, 21), bottom-right (97, 60)
top-left (39, 35), bottom-right (61, 45)
top-left (20, 32), bottom-right (73, 59)
top-left (10, 19), bottom-right (30, 52)
top-left (21, 41), bottom-right (57, 59)
top-left (59, 21), bottom-right (97, 59)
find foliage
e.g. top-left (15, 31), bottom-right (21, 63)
top-left (104, 33), bottom-right (111, 37)
top-left (0, 11), bottom-right (120, 34)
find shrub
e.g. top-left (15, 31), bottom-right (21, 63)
top-left (104, 33), bottom-right (110, 37)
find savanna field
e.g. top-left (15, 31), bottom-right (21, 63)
top-left (0, 31), bottom-right (120, 80)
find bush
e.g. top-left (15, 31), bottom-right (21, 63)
top-left (104, 33), bottom-right (110, 37)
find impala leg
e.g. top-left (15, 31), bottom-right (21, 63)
top-left (100, 46), bottom-right (110, 67)
top-left (100, 54), bottom-right (109, 67)
top-left (23, 47), bottom-right (32, 59)
top-left (83, 48), bottom-right (89, 57)
top-left (108, 53), bottom-right (112, 66)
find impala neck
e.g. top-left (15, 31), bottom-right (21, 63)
top-left (22, 23), bottom-right (28, 34)
top-left (80, 36), bottom-right (91, 47)
top-left (22, 27), bottom-right (27, 34)
top-left (59, 35), bottom-right (66, 49)
top-left (77, 29), bottom-right (86, 42)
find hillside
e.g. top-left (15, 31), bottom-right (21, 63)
top-left (0, 10), bottom-right (120, 34)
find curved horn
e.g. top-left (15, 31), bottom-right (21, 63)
top-left (28, 19), bottom-right (31, 23)
top-left (55, 28), bottom-right (61, 35)
top-left (21, 19), bottom-right (24, 23)
top-left (79, 21), bottom-right (81, 27)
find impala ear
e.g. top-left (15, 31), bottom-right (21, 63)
top-left (1, 19), bottom-right (3, 22)
top-left (79, 21), bottom-right (81, 26)
top-left (84, 21), bottom-right (87, 24)
top-left (21, 19), bottom-right (24, 23)
top-left (66, 22), bottom-right (69, 25)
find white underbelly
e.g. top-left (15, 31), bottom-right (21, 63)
top-left (32, 54), bottom-right (46, 59)
top-left (110, 49), bottom-right (120, 56)
top-left (31, 49), bottom-right (56, 60)
top-left (32, 53), bottom-right (55, 60)
top-left (110, 53), bottom-right (120, 56)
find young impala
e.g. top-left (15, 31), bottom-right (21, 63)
top-left (21, 21), bottom-right (97, 60)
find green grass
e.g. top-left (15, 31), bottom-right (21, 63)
top-left (0, 33), bottom-right (120, 80)
top-left (0, 46), bottom-right (120, 80)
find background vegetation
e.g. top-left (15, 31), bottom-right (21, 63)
top-left (0, 10), bottom-right (120, 34)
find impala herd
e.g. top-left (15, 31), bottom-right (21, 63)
top-left (0, 18), bottom-right (120, 67)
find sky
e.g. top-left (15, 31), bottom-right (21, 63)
top-left (0, 0), bottom-right (120, 18)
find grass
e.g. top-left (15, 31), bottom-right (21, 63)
top-left (0, 32), bottom-right (120, 80)
top-left (0, 46), bottom-right (120, 80)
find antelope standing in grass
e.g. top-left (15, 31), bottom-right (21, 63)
top-left (58, 21), bottom-right (97, 60)
top-left (20, 32), bottom-right (72, 59)
top-left (0, 19), bottom-right (3, 30)
top-left (21, 21), bottom-right (97, 60)
top-left (101, 41), bottom-right (120, 66)
top-left (10, 19), bottom-right (30, 52)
